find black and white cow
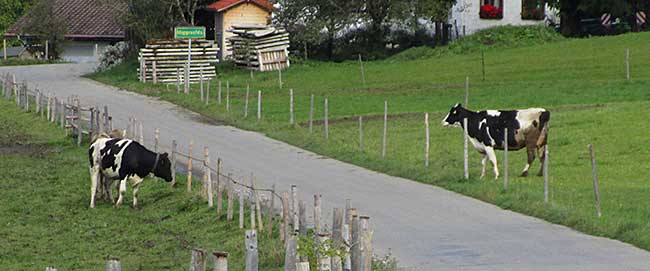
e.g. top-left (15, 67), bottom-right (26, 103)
top-left (88, 137), bottom-right (172, 208)
top-left (442, 103), bottom-right (550, 179)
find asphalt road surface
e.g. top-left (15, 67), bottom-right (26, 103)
top-left (3, 63), bottom-right (650, 270)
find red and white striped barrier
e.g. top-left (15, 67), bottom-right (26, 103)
top-left (637, 11), bottom-right (646, 26)
top-left (601, 13), bottom-right (612, 26)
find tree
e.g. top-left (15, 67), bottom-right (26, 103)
top-left (275, 0), bottom-right (362, 59)
top-left (548, 0), bottom-right (634, 37)
top-left (415, 0), bottom-right (457, 45)
top-left (0, 0), bottom-right (37, 38)
top-left (23, 0), bottom-right (67, 58)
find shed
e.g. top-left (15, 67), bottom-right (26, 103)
top-left (205, 0), bottom-right (274, 60)
top-left (4, 0), bottom-right (125, 63)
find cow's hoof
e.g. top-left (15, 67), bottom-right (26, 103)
top-left (537, 171), bottom-right (543, 177)
top-left (90, 204), bottom-right (95, 209)
top-left (520, 171), bottom-right (529, 177)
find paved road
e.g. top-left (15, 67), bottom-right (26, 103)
top-left (3, 63), bottom-right (650, 270)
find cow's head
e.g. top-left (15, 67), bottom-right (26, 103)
top-left (442, 103), bottom-right (465, 127)
top-left (153, 153), bottom-right (173, 182)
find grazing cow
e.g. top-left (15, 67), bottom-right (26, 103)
top-left (90, 130), bottom-right (126, 203)
top-left (441, 103), bottom-right (550, 179)
top-left (88, 137), bottom-right (172, 208)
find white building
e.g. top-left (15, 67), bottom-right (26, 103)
top-left (4, 0), bottom-right (125, 63)
top-left (450, 0), bottom-right (554, 35)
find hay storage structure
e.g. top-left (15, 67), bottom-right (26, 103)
top-left (137, 39), bottom-right (219, 84)
top-left (228, 25), bottom-right (290, 72)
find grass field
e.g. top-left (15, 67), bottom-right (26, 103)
top-left (89, 27), bottom-right (650, 251)
top-left (0, 99), bottom-right (284, 270)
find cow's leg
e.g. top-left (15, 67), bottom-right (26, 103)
top-left (130, 175), bottom-right (144, 209)
top-left (521, 146), bottom-right (536, 177)
top-left (115, 178), bottom-right (128, 207)
top-left (103, 178), bottom-right (114, 203)
top-left (89, 167), bottom-right (99, 208)
top-left (485, 147), bottom-right (499, 180)
top-left (537, 145), bottom-right (546, 177)
top-left (480, 153), bottom-right (488, 179)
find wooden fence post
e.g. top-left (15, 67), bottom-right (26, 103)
top-left (318, 233), bottom-right (333, 271)
top-left (425, 113), bottom-right (430, 167)
top-left (332, 208), bottom-right (344, 271)
top-left (184, 64), bottom-right (190, 94)
top-left (153, 61), bottom-right (158, 84)
top-left (589, 144), bottom-right (602, 217)
top-left (188, 140), bottom-right (194, 192)
top-left (342, 223), bottom-right (351, 271)
top-left (212, 251), bottom-right (228, 271)
top-left (503, 127), bottom-right (508, 190)
top-left (244, 83), bottom-right (249, 118)
top-left (257, 90), bottom-right (261, 121)
top-left (296, 262), bottom-right (310, 271)
top-left (463, 118), bottom-right (469, 179)
top-left (190, 249), bottom-right (206, 271)
top-left (289, 89), bottom-right (294, 126)
top-left (285, 232), bottom-right (298, 271)
top-left (544, 145), bottom-right (549, 203)
top-left (206, 79), bottom-right (210, 105)
top-left (309, 94), bottom-right (314, 133)
top-left (314, 194), bottom-right (322, 235)
top-left (139, 57), bottom-right (145, 83)
top-left (278, 67), bottom-right (283, 89)
top-left (298, 200), bottom-right (307, 236)
top-left (171, 140), bottom-right (177, 186)
top-left (45, 267), bottom-right (58, 271)
top-left (2, 38), bottom-right (6, 60)
top-left (218, 80), bottom-right (222, 104)
top-left (224, 173), bottom-right (232, 220)
top-left (253, 177), bottom-right (263, 231)
top-left (154, 128), bottom-right (159, 152)
top-left (291, 185), bottom-right (299, 232)
top-left (250, 179), bottom-right (257, 230)
top-left (382, 101), bottom-right (387, 158)
top-left (239, 192), bottom-right (245, 229)
top-left (76, 99), bottom-right (82, 146)
top-left (359, 116), bottom-right (363, 151)
top-left (200, 68), bottom-right (204, 101)
top-left (359, 216), bottom-right (372, 271)
top-left (206, 148), bottom-right (214, 207)
top-left (324, 98), bottom-right (329, 139)
top-left (105, 259), bottom-right (122, 271)
top-left (350, 215), bottom-right (360, 271)
top-left (216, 159), bottom-right (223, 214)
top-left (267, 184), bottom-right (275, 237)
top-left (103, 106), bottom-right (109, 133)
top-left (282, 191), bottom-right (290, 242)
top-left (226, 81), bottom-right (230, 112)
top-left (245, 230), bottom-right (259, 271)
top-left (176, 67), bottom-right (181, 93)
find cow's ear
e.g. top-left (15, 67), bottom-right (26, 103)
top-left (161, 152), bottom-right (169, 159)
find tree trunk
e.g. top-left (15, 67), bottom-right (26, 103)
top-left (560, 0), bottom-right (581, 37)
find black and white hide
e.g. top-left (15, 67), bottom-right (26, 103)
top-left (88, 137), bottom-right (172, 208)
top-left (442, 103), bottom-right (550, 179)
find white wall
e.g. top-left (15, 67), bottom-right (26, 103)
top-left (451, 0), bottom-right (551, 35)
top-left (61, 41), bottom-right (112, 63)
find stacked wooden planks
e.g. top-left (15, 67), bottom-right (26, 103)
top-left (228, 25), bottom-right (290, 72)
top-left (138, 39), bottom-right (219, 84)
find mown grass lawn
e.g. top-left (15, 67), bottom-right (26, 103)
top-left (0, 99), bottom-right (284, 270)
top-left (89, 27), bottom-right (650, 251)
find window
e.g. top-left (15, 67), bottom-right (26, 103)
top-left (480, 0), bottom-right (503, 19)
top-left (521, 0), bottom-right (545, 20)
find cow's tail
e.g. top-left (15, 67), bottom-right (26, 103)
top-left (536, 110), bottom-right (550, 148)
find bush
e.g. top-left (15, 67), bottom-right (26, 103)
top-left (96, 42), bottom-right (130, 72)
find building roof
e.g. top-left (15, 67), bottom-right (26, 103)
top-left (207, 0), bottom-right (275, 12)
top-left (5, 0), bottom-right (125, 40)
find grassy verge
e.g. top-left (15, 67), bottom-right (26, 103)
top-left (0, 99), bottom-right (284, 270)
top-left (88, 28), bottom-right (650, 251)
